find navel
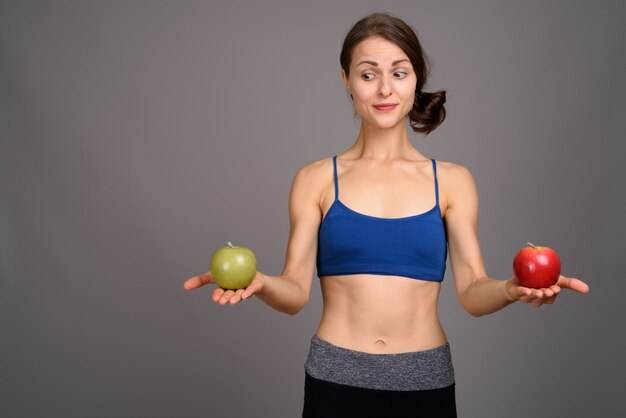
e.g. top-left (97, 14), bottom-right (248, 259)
top-left (375, 339), bottom-right (386, 345)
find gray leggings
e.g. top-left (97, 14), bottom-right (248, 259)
top-left (304, 334), bottom-right (455, 391)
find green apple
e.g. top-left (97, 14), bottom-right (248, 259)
top-left (210, 242), bottom-right (257, 290)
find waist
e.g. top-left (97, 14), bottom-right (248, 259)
top-left (304, 334), bottom-right (455, 391)
top-left (317, 275), bottom-right (446, 353)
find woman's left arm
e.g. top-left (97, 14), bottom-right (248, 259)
top-left (442, 163), bottom-right (589, 317)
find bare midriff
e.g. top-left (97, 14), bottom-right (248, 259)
top-left (316, 274), bottom-right (448, 354)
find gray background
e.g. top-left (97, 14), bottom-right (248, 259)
top-left (1, 0), bottom-right (625, 417)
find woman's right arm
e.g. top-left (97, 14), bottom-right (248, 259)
top-left (184, 161), bottom-right (323, 315)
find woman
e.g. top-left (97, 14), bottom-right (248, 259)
top-left (183, 12), bottom-right (589, 417)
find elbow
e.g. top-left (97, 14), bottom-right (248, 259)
top-left (458, 280), bottom-right (486, 318)
top-left (289, 297), bottom-right (309, 316)
top-left (285, 302), bottom-right (302, 315)
top-left (460, 302), bottom-right (480, 317)
top-left (466, 308), bottom-right (484, 318)
top-left (286, 306), bottom-right (303, 316)
top-left (289, 279), bottom-right (310, 315)
top-left (280, 295), bottom-right (309, 316)
top-left (459, 296), bottom-right (483, 318)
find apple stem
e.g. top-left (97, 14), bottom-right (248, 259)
top-left (527, 242), bottom-right (536, 249)
top-left (227, 242), bottom-right (233, 248)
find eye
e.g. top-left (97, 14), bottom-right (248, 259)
top-left (393, 71), bottom-right (408, 79)
top-left (361, 72), bottom-right (375, 81)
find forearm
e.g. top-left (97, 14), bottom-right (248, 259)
top-left (461, 276), bottom-right (516, 317)
top-left (255, 273), bottom-right (307, 315)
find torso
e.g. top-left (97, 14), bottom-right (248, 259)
top-left (314, 154), bottom-right (450, 354)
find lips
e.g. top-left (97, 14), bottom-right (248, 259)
top-left (373, 103), bottom-right (397, 111)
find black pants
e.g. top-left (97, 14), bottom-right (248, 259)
top-left (302, 371), bottom-right (457, 418)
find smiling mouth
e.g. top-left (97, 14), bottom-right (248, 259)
top-left (373, 104), bottom-right (397, 110)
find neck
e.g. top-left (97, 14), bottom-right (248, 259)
top-left (348, 120), bottom-right (417, 162)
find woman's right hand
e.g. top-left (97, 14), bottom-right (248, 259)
top-left (183, 271), bottom-right (266, 306)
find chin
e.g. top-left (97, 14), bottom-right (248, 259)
top-left (367, 118), bottom-right (405, 130)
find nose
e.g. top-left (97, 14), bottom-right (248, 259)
top-left (378, 75), bottom-right (392, 97)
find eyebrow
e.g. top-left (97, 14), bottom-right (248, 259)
top-left (355, 59), bottom-right (410, 67)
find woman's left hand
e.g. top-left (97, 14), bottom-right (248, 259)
top-left (505, 275), bottom-right (590, 307)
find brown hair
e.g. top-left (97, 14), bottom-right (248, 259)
top-left (340, 12), bottom-right (446, 135)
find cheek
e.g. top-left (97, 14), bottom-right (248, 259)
top-left (401, 78), bottom-right (418, 97)
top-left (405, 89), bottom-right (416, 105)
top-left (352, 91), bottom-right (368, 104)
top-left (351, 89), bottom-right (373, 110)
top-left (401, 85), bottom-right (417, 110)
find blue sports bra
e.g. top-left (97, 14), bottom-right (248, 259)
top-left (316, 155), bottom-right (448, 282)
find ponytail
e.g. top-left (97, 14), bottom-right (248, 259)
top-left (408, 90), bottom-right (446, 135)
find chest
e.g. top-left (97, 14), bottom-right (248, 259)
top-left (320, 169), bottom-right (448, 221)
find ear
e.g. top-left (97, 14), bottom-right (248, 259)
top-left (340, 68), bottom-right (351, 94)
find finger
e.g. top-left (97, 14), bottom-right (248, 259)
top-left (229, 289), bottom-right (246, 304)
top-left (531, 298), bottom-right (543, 307)
top-left (549, 285), bottom-right (561, 295)
top-left (557, 276), bottom-right (590, 294)
top-left (543, 284), bottom-right (561, 303)
top-left (212, 287), bottom-right (225, 302)
top-left (242, 274), bottom-right (264, 299)
top-left (218, 289), bottom-right (235, 305)
top-left (183, 271), bottom-right (214, 290)
top-left (512, 286), bottom-right (532, 300)
top-left (544, 294), bottom-right (558, 305)
top-left (242, 283), bottom-right (259, 300)
top-left (183, 276), bottom-right (204, 290)
top-left (519, 294), bottom-right (532, 304)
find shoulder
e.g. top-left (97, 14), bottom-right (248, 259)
top-left (435, 160), bottom-right (475, 184)
top-left (291, 156), bottom-right (333, 186)
top-left (295, 156), bottom-right (332, 176)
top-left (289, 156), bottom-right (334, 201)
top-left (434, 160), bottom-right (478, 210)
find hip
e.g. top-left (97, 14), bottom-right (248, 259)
top-left (303, 333), bottom-right (455, 392)
top-left (303, 371), bottom-right (457, 418)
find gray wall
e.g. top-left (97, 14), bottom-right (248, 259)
top-left (1, 1), bottom-right (625, 417)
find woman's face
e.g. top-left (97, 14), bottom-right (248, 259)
top-left (342, 36), bottom-right (417, 130)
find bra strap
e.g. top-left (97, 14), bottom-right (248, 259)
top-left (333, 155), bottom-right (339, 201)
top-left (431, 159), bottom-right (440, 206)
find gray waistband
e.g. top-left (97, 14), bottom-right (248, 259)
top-left (304, 334), bottom-right (455, 391)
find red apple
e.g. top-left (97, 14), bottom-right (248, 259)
top-left (513, 242), bottom-right (561, 289)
